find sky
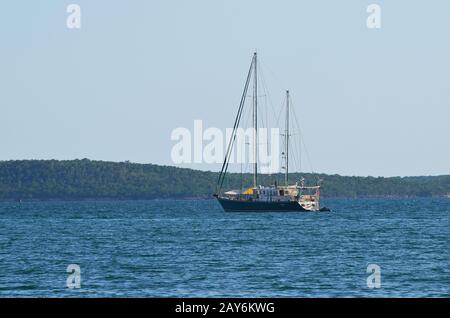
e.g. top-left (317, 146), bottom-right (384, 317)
top-left (0, 0), bottom-right (449, 177)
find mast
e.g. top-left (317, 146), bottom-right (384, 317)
top-left (253, 52), bottom-right (258, 188)
top-left (285, 90), bottom-right (290, 186)
top-left (216, 53), bottom-right (254, 195)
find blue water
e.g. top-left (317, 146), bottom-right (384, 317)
top-left (0, 198), bottom-right (449, 297)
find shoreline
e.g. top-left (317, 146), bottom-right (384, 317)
top-left (0, 195), bottom-right (448, 203)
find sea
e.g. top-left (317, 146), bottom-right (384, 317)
top-left (0, 198), bottom-right (449, 297)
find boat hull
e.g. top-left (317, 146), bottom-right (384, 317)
top-left (216, 197), bottom-right (310, 212)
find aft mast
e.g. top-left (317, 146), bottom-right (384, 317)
top-left (285, 90), bottom-right (290, 186)
top-left (253, 52), bottom-right (258, 188)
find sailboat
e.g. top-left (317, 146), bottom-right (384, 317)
top-left (214, 52), bottom-right (330, 212)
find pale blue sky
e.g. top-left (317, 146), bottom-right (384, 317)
top-left (0, 0), bottom-right (449, 177)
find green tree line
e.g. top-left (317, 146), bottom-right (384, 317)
top-left (0, 159), bottom-right (448, 200)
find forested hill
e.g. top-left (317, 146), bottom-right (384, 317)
top-left (0, 159), bottom-right (448, 200)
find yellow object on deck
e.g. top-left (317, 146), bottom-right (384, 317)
top-left (242, 187), bottom-right (254, 195)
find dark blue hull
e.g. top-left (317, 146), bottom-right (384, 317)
top-left (216, 197), bottom-right (309, 212)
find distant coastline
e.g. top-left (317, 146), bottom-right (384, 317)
top-left (0, 196), bottom-right (448, 204)
top-left (0, 159), bottom-right (448, 201)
